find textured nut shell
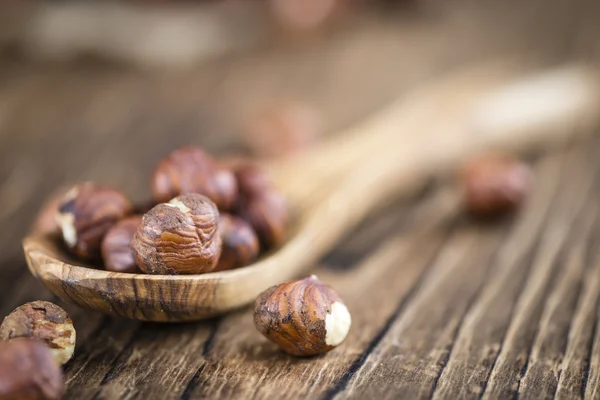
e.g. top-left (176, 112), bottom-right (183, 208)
top-left (254, 276), bottom-right (350, 356)
top-left (56, 183), bottom-right (133, 260)
top-left (0, 301), bottom-right (76, 367)
top-left (462, 156), bottom-right (532, 215)
top-left (101, 215), bottom-right (143, 273)
top-left (0, 338), bottom-right (65, 400)
top-left (131, 194), bottom-right (222, 275)
top-left (214, 214), bottom-right (260, 272)
top-left (151, 146), bottom-right (238, 210)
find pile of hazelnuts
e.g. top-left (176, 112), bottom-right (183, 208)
top-left (43, 146), bottom-right (288, 275)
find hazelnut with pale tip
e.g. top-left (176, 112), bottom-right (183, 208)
top-left (254, 275), bottom-right (351, 356)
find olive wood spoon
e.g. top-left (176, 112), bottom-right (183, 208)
top-left (23, 61), bottom-right (600, 321)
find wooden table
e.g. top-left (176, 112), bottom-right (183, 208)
top-left (1, 1), bottom-right (600, 398)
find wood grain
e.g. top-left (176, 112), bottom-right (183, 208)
top-left (1, 0), bottom-right (600, 398)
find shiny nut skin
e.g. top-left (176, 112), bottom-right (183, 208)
top-left (235, 165), bottom-right (288, 249)
top-left (254, 276), bottom-right (351, 357)
top-left (462, 155), bottom-right (532, 216)
top-left (151, 146), bottom-right (238, 210)
top-left (214, 214), bottom-right (260, 272)
top-left (0, 301), bottom-right (76, 367)
top-left (56, 182), bottom-right (133, 260)
top-left (0, 338), bottom-right (65, 400)
top-left (131, 194), bottom-right (222, 275)
top-left (101, 215), bottom-right (143, 273)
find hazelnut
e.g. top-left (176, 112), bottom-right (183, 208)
top-left (31, 187), bottom-right (68, 237)
top-left (131, 194), bottom-right (222, 275)
top-left (462, 155), bottom-right (532, 216)
top-left (151, 146), bottom-right (238, 210)
top-left (0, 338), bottom-right (65, 400)
top-left (244, 103), bottom-right (321, 158)
top-left (56, 182), bottom-right (133, 260)
top-left (254, 275), bottom-right (351, 357)
top-left (101, 215), bottom-right (143, 273)
top-left (214, 214), bottom-right (260, 272)
top-left (269, 0), bottom-right (339, 33)
top-left (235, 165), bottom-right (288, 249)
top-left (0, 301), bottom-right (76, 367)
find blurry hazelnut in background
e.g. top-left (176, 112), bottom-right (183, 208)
top-left (462, 155), bottom-right (533, 217)
top-left (254, 275), bottom-right (351, 357)
top-left (0, 338), bottom-right (65, 400)
top-left (234, 164), bottom-right (289, 249)
top-left (244, 103), bottom-right (322, 158)
top-left (56, 182), bottom-right (133, 260)
top-left (101, 215), bottom-right (143, 273)
top-left (215, 214), bottom-right (260, 272)
top-left (0, 301), bottom-right (76, 367)
top-left (269, 0), bottom-right (341, 33)
top-left (151, 146), bottom-right (238, 210)
top-left (131, 194), bottom-right (222, 275)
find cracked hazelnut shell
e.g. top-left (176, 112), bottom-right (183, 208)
top-left (131, 194), bottom-right (222, 275)
top-left (101, 215), bottom-right (143, 273)
top-left (151, 146), bottom-right (238, 210)
top-left (214, 214), bottom-right (260, 272)
top-left (56, 182), bottom-right (133, 260)
top-left (0, 301), bottom-right (76, 367)
top-left (0, 338), bottom-right (65, 400)
top-left (254, 275), bottom-right (351, 357)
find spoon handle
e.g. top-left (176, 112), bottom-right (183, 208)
top-left (260, 64), bottom-right (600, 288)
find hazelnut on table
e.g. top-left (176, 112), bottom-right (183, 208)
top-left (462, 155), bottom-right (533, 216)
top-left (0, 338), bottom-right (65, 400)
top-left (56, 182), bottom-right (133, 260)
top-left (131, 194), bottom-right (222, 275)
top-left (101, 215), bottom-right (143, 273)
top-left (151, 146), bottom-right (238, 210)
top-left (0, 301), bottom-right (76, 367)
top-left (254, 275), bottom-right (351, 357)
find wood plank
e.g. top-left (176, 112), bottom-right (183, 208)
top-left (481, 141), bottom-right (600, 399)
top-left (333, 140), bottom-right (599, 399)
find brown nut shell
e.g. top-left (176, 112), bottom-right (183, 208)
top-left (234, 165), bottom-right (288, 249)
top-left (0, 338), bottom-right (65, 400)
top-left (214, 214), bottom-right (260, 272)
top-left (254, 275), bottom-right (351, 357)
top-left (151, 146), bottom-right (238, 210)
top-left (131, 194), bottom-right (222, 275)
top-left (101, 215), bottom-right (143, 273)
top-left (56, 182), bottom-right (133, 260)
top-left (0, 301), bottom-right (76, 367)
top-left (462, 155), bottom-right (532, 216)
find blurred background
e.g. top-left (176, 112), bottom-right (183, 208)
top-left (0, 0), bottom-right (598, 295)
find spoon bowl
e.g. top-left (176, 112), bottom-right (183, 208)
top-left (24, 61), bottom-right (600, 321)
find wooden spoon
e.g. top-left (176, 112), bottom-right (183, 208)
top-left (23, 61), bottom-right (600, 322)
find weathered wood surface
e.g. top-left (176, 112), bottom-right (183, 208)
top-left (1, 0), bottom-right (600, 399)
